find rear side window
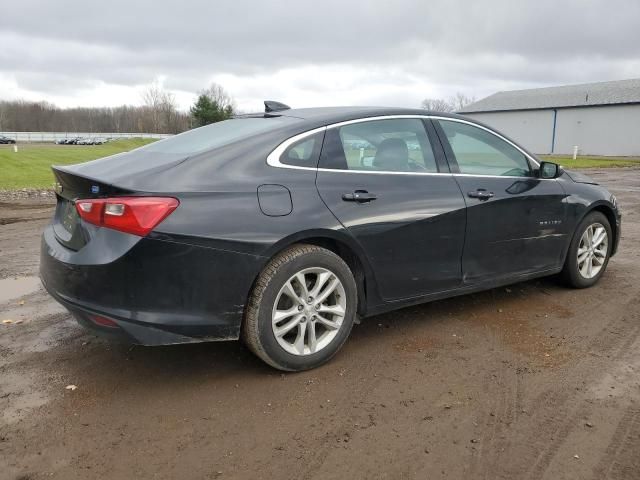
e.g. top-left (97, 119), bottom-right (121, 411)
top-left (139, 117), bottom-right (298, 155)
top-left (438, 120), bottom-right (531, 177)
top-left (320, 118), bottom-right (438, 172)
top-left (280, 132), bottom-right (324, 167)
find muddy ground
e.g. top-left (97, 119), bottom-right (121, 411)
top-left (1, 168), bottom-right (639, 480)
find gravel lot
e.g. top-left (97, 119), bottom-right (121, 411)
top-left (1, 168), bottom-right (639, 480)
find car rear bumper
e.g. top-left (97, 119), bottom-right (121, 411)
top-left (40, 225), bottom-right (265, 345)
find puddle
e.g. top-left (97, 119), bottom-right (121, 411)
top-left (0, 276), bottom-right (42, 303)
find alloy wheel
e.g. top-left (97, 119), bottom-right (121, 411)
top-left (577, 222), bottom-right (608, 279)
top-left (271, 267), bottom-right (346, 355)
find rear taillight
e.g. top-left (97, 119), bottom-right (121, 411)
top-left (75, 197), bottom-right (179, 236)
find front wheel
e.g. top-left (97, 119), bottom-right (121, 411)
top-left (242, 244), bottom-right (357, 371)
top-left (561, 211), bottom-right (612, 288)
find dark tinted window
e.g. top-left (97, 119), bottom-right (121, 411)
top-left (321, 119), bottom-right (438, 172)
top-left (139, 117), bottom-right (298, 155)
top-left (280, 132), bottom-right (324, 167)
top-left (438, 120), bottom-right (531, 177)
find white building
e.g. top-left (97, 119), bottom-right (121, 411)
top-left (459, 78), bottom-right (640, 156)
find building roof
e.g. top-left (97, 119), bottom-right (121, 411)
top-left (459, 78), bottom-right (640, 113)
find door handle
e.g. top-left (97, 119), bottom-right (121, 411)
top-left (467, 189), bottom-right (494, 201)
top-left (342, 190), bottom-right (377, 203)
top-left (468, 190), bottom-right (494, 200)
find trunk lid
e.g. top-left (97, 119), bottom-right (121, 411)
top-left (50, 148), bottom-right (188, 250)
top-left (52, 167), bottom-right (132, 251)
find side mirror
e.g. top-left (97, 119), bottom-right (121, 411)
top-left (539, 161), bottom-right (563, 179)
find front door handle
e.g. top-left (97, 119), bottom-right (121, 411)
top-left (467, 189), bottom-right (494, 201)
top-left (342, 190), bottom-right (377, 203)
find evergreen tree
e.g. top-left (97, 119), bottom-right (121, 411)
top-left (189, 85), bottom-right (235, 127)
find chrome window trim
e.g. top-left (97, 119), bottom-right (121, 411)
top-left (425, 115), bottom-right (540, 167)
top-left (266, 126), bottom-right (327, 171)
top-left (266, 114), bottom-right (543, 177)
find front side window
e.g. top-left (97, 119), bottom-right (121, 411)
top-left (438, 120), bottom-right (531, 177)
top-left (320, 118), bottom-right (438, 173)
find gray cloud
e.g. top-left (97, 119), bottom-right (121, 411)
top-left (1, 0), bottom-right (638, 109)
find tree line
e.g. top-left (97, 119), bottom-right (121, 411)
top-left (0, 83), bottom-right (478, 134)
top-left (420, 92), bottom-right (476, 113)
top-left (0, 82), bottom-right (236, 134)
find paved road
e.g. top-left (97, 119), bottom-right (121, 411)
top-left (1, 168), bottom-right (639, 480)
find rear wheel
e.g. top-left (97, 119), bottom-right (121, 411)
top-left (561, 211), bottom-right (612, 288)
top-left (242, 244), bottom-right (357, 371)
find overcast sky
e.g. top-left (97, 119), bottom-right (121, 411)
top-left (1, 0), bottom-right (639, 112)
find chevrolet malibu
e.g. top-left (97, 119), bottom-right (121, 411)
top-left (40, 104), bottom-right (621, 371)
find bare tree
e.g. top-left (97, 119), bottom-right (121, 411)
top-left (141, 82), bottom-right (165, 133)
top-left (201, 83), bottom-right (235, 112)
top-left (450, 92), bottom-right (476, 111)
top-left (420, 97), bottom-right (455, 113)
top-left (420, 92), bottom-right (477, 113)
top-left (0, 104), bottom-right (6, 131)
top-left (160, 90), bottom-right (181, 134)
top-left (140, 82), bottom-right (190, 133)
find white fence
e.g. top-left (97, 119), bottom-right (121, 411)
top-left (0, 131), bottom-right (173, 143)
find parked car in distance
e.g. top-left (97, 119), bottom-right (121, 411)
top-left (0, 135), bottom-right (16, 144)
top-left (57, 137), bottom-right (105, 145)
top-left (40, 105), bottom-right (621, 371)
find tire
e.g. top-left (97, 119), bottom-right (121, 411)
top-left (242, 244), bottom-right (357, 371)
top-left (561, 211), bottom-right (612, 288)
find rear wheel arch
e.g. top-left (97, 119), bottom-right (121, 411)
top-left (298, 237), bottom-right (369, 316)
top-left (256, 232), bottom-right (376, 317)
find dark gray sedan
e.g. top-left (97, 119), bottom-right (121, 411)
top-left (40, 105), bottom-right (621, 371)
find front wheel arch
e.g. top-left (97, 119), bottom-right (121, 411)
top-left (590, 205), bottom-right (618, 255)
top-left (561, 210), bottom-right (613, 288)
top-left (562, 202), bottom-right (617, 266)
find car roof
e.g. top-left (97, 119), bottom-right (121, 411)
top-left (275, 106), bottom-right (465, 125)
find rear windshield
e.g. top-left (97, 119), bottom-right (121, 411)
top-left (139, 116), bottom-right (298, 155)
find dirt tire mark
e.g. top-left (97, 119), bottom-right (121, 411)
top-left (522, 322), bottom-right (640, 480)
top-left (467, 351), bottom-right (524, 479)
top-left (593, 407), bottom-right (640, 480)
top-left (470, 309), bottom-right (640, 480)
top-left (525, 405), bottom-right (591, 480)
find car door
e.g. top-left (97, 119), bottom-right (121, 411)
top-left (433, 118), bottom-right (568, 284)
top-left (315, 117), bottom-right (467, 301)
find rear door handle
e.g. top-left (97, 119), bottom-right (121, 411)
top-left (342, 190), bottom-right (377, 203)
top-left (467, 189), bottom-right (494, 201)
